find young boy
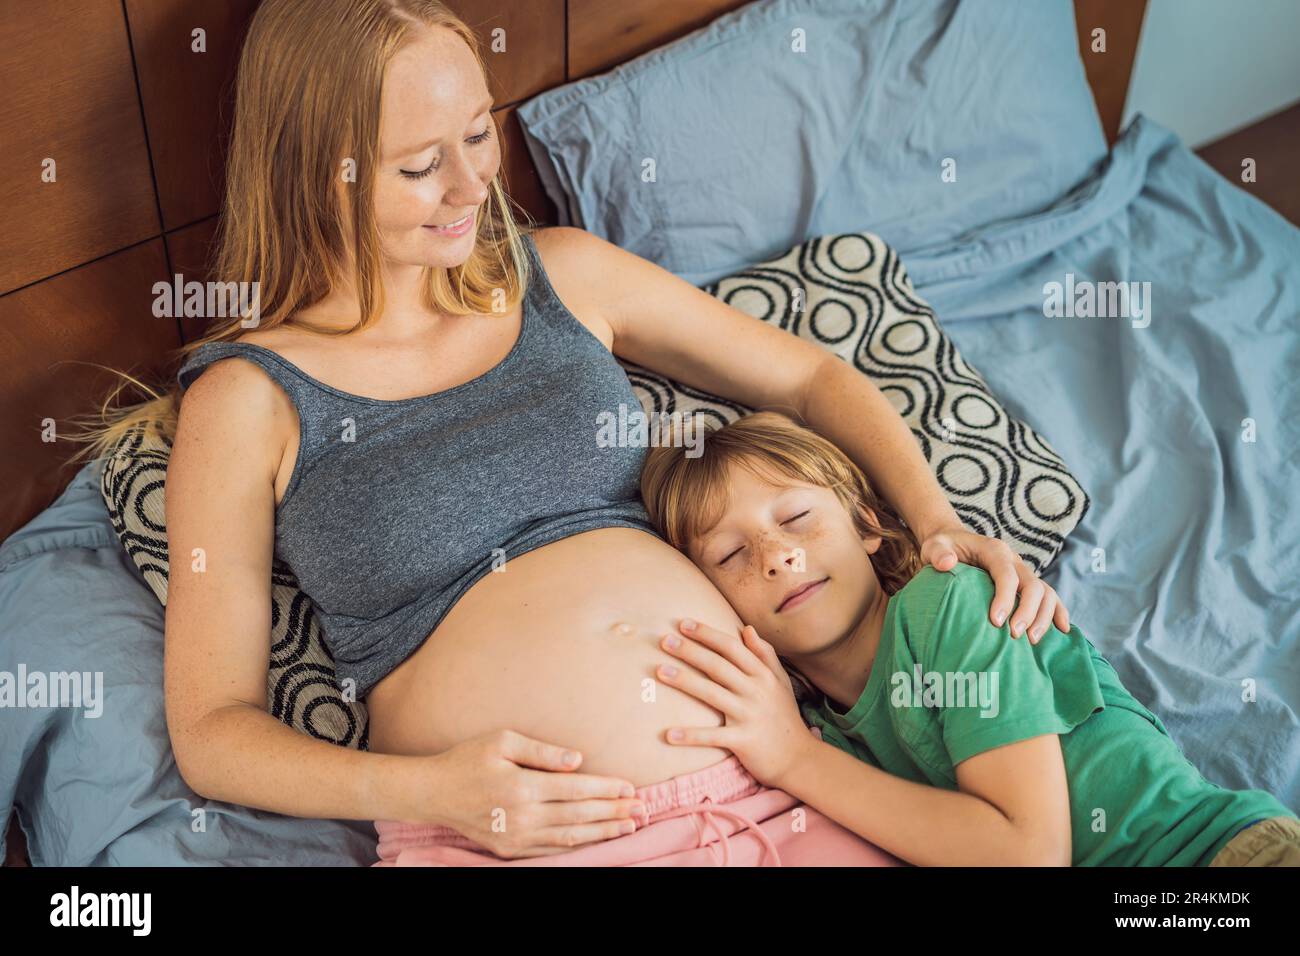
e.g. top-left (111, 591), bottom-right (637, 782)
top-left (639, 410), bottom-right (1300, 865)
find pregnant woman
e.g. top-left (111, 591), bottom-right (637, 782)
top-left (81, 0), bottom-right (1071, 862)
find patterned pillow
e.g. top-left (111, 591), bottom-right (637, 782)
top-left (99, 424), bottom-right (369, 749)
top-left (620, 231), bottom-right (1089, 572)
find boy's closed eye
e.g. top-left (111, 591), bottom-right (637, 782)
top-left (716, 509), bottom-right (813, 566)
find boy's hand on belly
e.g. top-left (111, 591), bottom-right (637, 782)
top-left (656, 619), bottom-right (813, 791)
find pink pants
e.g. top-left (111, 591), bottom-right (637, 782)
top-left (372, 747), bottom-right (903, 867)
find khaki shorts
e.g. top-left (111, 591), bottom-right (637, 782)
top-left (1209, 815), bottom-right (1300, 866)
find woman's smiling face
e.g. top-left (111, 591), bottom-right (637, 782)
top-left (687, 459), bottom-right (885, 658)
top-left (374, 27), bottom-right (499, 269)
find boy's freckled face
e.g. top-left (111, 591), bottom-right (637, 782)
top-left (687, 463), bottom-right (883, 657)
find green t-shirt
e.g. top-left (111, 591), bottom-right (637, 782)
top-left (801, 563), bottom-right (1296, 866)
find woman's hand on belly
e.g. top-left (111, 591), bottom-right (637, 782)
top-left (412, 728), bottom-right (648, 858)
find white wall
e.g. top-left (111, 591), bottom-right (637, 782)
top-left (1121, 0), bottom-right (1300, 148)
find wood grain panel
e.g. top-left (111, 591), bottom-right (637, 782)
top-left (0, 0), bottom-right (159, 293)
top-left (3, 812), bottom-right (26, 867)
top-left (164, 216), bottom-right (221, 342)
top-left (445, 0), bottom-right (565, 106)
top-left (494, 103), bottom-right (557, 225)
top-left (0, 240), bottom-right (179, 541)
top-left (1074, 0), bottom-right (1149, 144)
top-left (1197, 101), bottom-right (1300, 228)
top-left (125, 0), bottom-right (260, 231)
top-left (567, 0), bottom-right (750, 79)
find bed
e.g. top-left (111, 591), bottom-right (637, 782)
top-left (4, 0), bottom-right (1297, 867)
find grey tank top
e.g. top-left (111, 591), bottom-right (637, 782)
top-left (177, 232), bottom-right (657, 698)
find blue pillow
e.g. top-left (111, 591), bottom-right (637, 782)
top-left (0, 461), bottom-right (376, 865)
top-left (518, 0), bottom-right (1108, 286)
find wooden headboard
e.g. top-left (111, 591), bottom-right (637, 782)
top-left (0, 0), bottom-right (1146, 543)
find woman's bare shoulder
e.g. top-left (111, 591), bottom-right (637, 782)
top-left (176, 344), bottom-right (296, 481)
top-left (528, 224), bottom-right (611, 274)
top-left (528, 226), bottom-right (616, 349)
top-left (177, 350), bottom-right (293, 438)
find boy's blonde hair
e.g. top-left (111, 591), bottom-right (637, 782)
top-left (641, 410), bottom-right (923, 592)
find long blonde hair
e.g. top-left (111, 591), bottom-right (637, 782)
top-left (66, 0), bottom-right (533, 462)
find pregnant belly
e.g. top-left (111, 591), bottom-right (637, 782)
top-left (365, 527), bottom-right (742, 786)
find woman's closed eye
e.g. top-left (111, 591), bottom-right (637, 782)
top-left (717, 510), bottom-right (812, 565)
top-left (400, 126), bottom-right (493, 180)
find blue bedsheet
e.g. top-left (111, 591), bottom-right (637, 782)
top-left (899, 114), bottom-right (1300, 811)
top-left (0, 462), bottom-right (379, 865)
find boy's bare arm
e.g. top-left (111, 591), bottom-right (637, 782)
top-left (776, 734), bottom-right (1071, 866)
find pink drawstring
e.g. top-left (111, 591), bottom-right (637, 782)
top-left (641, 795), bottom-right (783, 866)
